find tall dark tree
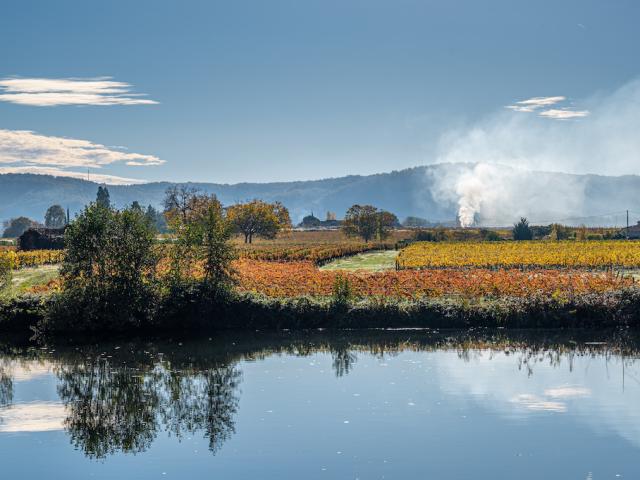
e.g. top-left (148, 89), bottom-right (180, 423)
top-left (96, 186), bottom-right (111, 209)
top-left (145, 205), bottom-right (167, 233)
top-left (45, 204), bottom-right (67, 228)
top-left (512, 217), bottom-right (533, 241)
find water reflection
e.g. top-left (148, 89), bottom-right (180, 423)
top-left (53, 357), bottom-right (241, 458)
top-left (0, 329), bottom-right (639, 463)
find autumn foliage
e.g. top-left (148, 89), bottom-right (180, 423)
top-left (234, 259), bottom-right (632, 299)
top-left (398, 240), bottom-right (640, 269)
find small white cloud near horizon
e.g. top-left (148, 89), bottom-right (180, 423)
top-left (539, 108), bottom-right (590, 120)
top-left (0, 76), bottom-right (158, 107)
top-left (0, 128), bottom-right (163, 185)
top-left (506, 95), bottom-right (589, 120)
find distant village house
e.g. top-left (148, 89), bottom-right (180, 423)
top-left (18, 227), bottom-right (66, 251)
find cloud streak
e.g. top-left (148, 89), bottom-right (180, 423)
top-left (0, 129), bottom-right (163, 185)
top-left (506, 95), bottom-right (589, 119)
top-left (0, 77), bottom-right (158, 107)
top-left (538, 108), bottom-right (590, 120)
top-left (506, 96), bottom-right (566, 112)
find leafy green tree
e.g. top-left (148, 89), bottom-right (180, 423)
top-left (202, 199), bottom-right (237, 291)
top-left (226, 200), bottom-right (291, 243)
top-left (342, 205), bottom-right (378, 242)
top-left (2, 217), bottom-right (40, 238)
top-left (512, 217), bottom-right (533, 241)
top-left (49, 203), bottom-right (158, 331)
top-left (376, 211), bottom-right (398, 240)
top-left (45, 204), bottom-right (67, 228)
top-left (163, 190), bottom-right (236, 290)
top-left (342, 205), bottom-right (396, 242)
top-left (96, 186), bottom-right (111, 209)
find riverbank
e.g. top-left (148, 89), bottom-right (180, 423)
top-left (2, 286), bottom-right (640, 339)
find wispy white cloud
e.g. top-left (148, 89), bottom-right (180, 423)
top-left (506, 95), bottom-right (589, 120)
top-left (0, 77), bottom-right (158, 107)
top-left (0, 166), bottom-right (147, 185)
top-left (0, 129), bottom-right (162, 185)
top-left (506, 96), bottom-right (565, 112)
top-left (538, 108), bottom-right (590, 120)
top-left (0, 129), bottom-right (164, 168)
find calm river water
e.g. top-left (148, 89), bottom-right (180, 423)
top-left (0, 329), bottom-right (639, 479)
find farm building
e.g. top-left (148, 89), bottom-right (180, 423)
top-left (624, 222), bottom-right (640, 239)
top-left (18, 227), bottom-right (66, 251)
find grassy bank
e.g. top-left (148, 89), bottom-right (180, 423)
top-left (319, 250), bottom-right (398, 271)
top-left (2, 286), bottom-right (640, 338)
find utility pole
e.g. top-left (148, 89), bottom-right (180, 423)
top-left (627, 209), bottom-right (629, 239)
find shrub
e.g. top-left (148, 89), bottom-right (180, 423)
top-left (0, 255), bottom-right (11, 296)
top-left (413, 229), bottom-right (435, 242)
top-left (332, 275), bottom-right (353, 309)
top-left (480, 229), bottom-right (501, 241)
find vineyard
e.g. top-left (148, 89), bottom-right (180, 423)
top-left (0, 249), bottom-right (64, 269)
top-left (235, 259), bottom-right (632, 298)
top-left (6, 237), bottom-right (640, 301)
top-left (236, 242), bottom-right (393, 264)
top-left (397, 240), bottom-right (640, 269)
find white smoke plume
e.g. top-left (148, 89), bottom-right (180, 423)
top-left (430, 78), bottom-right (640, 226)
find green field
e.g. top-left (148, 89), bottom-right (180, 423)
top-left (8, 265), bottom-right (59, 297)
top-left (319, 250), bottom-right (398, 272)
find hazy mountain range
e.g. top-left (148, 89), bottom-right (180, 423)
top-left (2, 164), bottom-right (640, 227)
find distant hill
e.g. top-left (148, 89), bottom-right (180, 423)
top-left (2, 164), bottom-right (640, 227)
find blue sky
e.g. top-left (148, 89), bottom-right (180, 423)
top-left (0, 0), bottom-right (639, 184)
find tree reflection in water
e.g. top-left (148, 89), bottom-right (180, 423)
top-left (331, 347), bottom-right (357, 377)
top-left (56, 356), bottom-right (241, 459)
top-left (0, 367), bottom-right (11, 408)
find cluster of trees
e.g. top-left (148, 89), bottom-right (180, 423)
top-left (2, 204), bottom-right (68, 238)
top-left (402, 216), bottom-right (432, 228)
top-left (47, 186), bottom-right (292, 330)
top-left (163, 186), bottom-right (291, 244)
top-left (341, 204), bottom-right (398, 242)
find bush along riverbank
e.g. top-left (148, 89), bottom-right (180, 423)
top-left (3, 285), bottom-right (640, 338)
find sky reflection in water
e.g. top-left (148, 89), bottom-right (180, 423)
top-left (0, 330), bottom-right (639, 479)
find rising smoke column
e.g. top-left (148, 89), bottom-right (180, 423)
top-left (428, 78), bottom-right (640, 226)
